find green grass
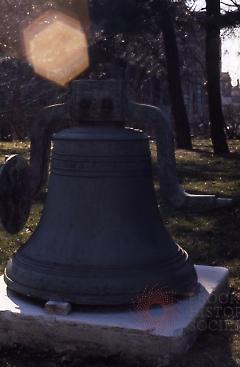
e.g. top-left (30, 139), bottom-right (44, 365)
top-left (0, 141), bottom-right (38, 275)
top-left (0, 139), bottom-right (240, 366)
top-left (0, 203), bottom-right (42, 275)
top-left (160, 140), bottom-right (240, 278)
top-left (159, 139), bottom-right (240, 367)
top-left (0, 141), bottom-right (30, 164)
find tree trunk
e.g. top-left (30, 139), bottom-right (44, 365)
top-left (205, 0), bottom-right (229, 154)
top-left (160, 1), bottom-right (192, 150)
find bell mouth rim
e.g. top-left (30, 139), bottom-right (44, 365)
top-left (4, 269), bottom-right (199, 307)
top-left (4, 250), bottom-right (198, 306)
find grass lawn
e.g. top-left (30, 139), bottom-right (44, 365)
top-left (0, 138), bottom-right (239, 366)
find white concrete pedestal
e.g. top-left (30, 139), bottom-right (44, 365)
top-left (0, 265), bottom-right (229, 366)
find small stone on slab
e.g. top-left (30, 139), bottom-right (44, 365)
top-left (44, 301), bottom-right (72, 316)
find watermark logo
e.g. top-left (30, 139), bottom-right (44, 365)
top-left (132, 287), bottom-right (240, 333)
top-left (132, 286), bottom-right (178, 330)
top-left (195, 292), bottom-right (240, 332)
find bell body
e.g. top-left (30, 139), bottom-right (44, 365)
top-left (5, 127), bottom-right (198, 305)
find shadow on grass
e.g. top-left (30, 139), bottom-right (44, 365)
top-left (157, 195), bottom-right (240, 266)
top-left (0, 346), bottom-right (127, 367)
top-left (152, 159), bottom-right (240, 186)
top-left (169, 328), bottom-right (238, 367)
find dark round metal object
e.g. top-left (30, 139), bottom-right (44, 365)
top-left (4, 128), bottom-right (198, 305)
top-left (0, 155), bottom-right (31, 234)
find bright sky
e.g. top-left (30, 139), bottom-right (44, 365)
top-left (222, 31), bottom-right (240, 86)
top-left (189, 0), bottom-right (240, 85)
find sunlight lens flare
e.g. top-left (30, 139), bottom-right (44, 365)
top-left (23, 10), bottom-right (89, 86)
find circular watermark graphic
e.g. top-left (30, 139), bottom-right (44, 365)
top-left (132, 286), bottom-right (179, 330)
top-left (132, 287), bottom-right (240, 333)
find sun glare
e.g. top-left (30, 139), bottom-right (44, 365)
top-left (23, 10), bottom-right (89, 86)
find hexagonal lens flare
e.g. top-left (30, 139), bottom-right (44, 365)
top-left (23, 10), bottom-right (89, 86)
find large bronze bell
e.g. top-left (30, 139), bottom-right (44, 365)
top-left (5, 124), bottom-right (198, 305)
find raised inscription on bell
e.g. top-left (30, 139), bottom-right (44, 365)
top-left (51, 154), bottom-right (151, 177)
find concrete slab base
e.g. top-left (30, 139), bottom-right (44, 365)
top-left (0, 265), bottom-right (229, 366)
